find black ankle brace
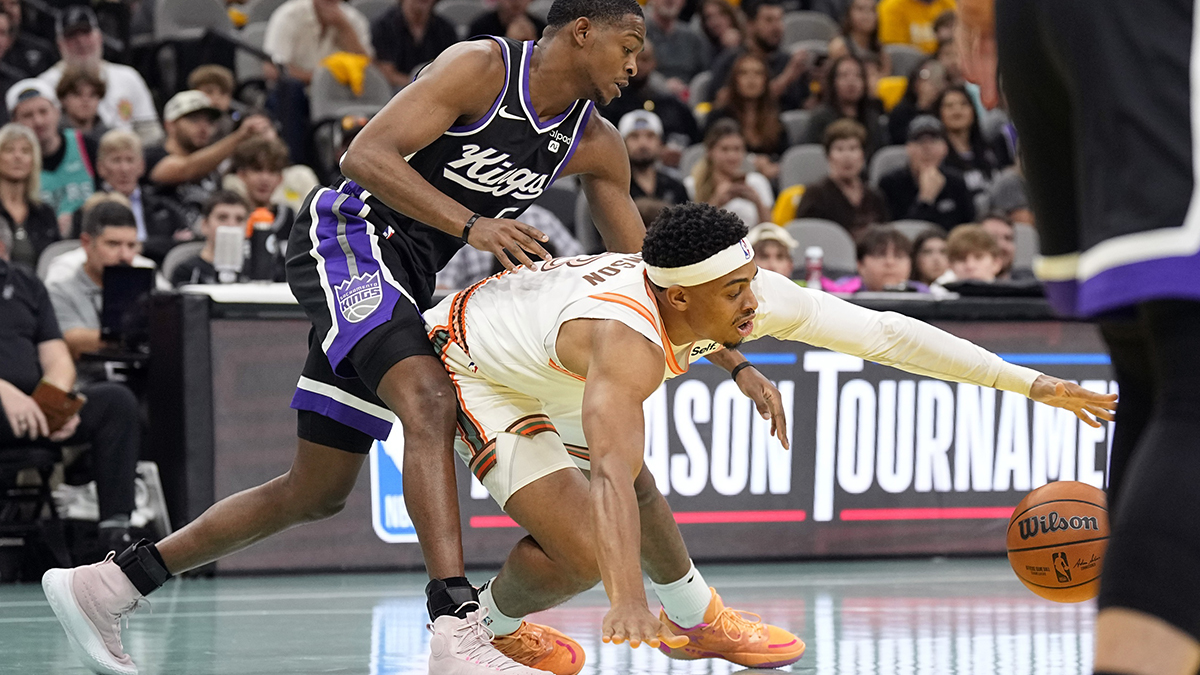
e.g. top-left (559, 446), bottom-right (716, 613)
top-left (115, 540), bottom-right (172, 597)
top-left (426, 577), bottom-right (478, 620)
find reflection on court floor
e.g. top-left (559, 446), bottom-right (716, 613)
top-left (1, 558), bottom-right (1093, 674)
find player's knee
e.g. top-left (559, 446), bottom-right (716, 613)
top-left (280, 473), bottom-right (353, 521)
top-left (303, 489), bottom-right (349, 521)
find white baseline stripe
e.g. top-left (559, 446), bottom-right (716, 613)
top-left (296, 376), bottom-right (396, 422)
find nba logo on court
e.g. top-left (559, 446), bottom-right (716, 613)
top-left (369, 423), bottom-right (419, 543)
top-left (336, 271), bottom-right (383, 323)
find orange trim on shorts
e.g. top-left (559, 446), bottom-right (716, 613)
top-left (548, 358), bottom-right (586, 381)
top-left (588, 290), bottom-right (690, 376)
top-left (564, 444), bottom-right (590, 462)
top-left (430, 327), bottom-right (491, 462)
top-left (507, 414), bottom-right (557, 438)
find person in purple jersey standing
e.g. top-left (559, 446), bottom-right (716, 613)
top-left (961, 0), bottom-right (1200, 674)
top-left (38, 1), bottom-right (798, 674)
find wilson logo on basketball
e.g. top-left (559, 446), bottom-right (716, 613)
top-left (1016, 511), bottom-right (1100, 540)
top-left (442, 144), bottom-right (551, 200)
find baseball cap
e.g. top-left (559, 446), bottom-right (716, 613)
top-left (163, 90), bottom-right (221, 123)
top-left (6, 79), bottom-right (58, 114)
top-left (57, 5), bottom-right (99, 38)
top-left (618, 109), bottom-right (664, 139)
top-left (747, 222), bottom-right (798, 250)
top-left (907, 115), bottom-right (945, 142)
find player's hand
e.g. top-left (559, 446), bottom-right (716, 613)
top-left (0, 380), bottom-right (49, 440)
top-left (602, 603), bottom-right (689, 650)
top-left (466, 217), bottom-right (552, 270)
top-left (1028, 375), bottom-right (1117, 428)
top-left (956, 3), bottom-right (1000, 108)
top-left (735, 366), bottom-right (789, 450)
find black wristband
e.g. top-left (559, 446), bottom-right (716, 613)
top-left (730, 361), bottom-right (755, 382)
top-left (461, 213), bottom-right (481, 244)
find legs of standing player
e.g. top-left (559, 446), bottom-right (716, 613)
top-left (1092, 301), bottom-right (1200, 675)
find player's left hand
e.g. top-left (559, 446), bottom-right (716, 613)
top-left (735, 366), bottom-right (790, 450)
top-left (1028, 375), bottom-right (1117, 428)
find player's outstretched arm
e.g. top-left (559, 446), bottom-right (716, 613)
top-left (581, 321), bottom-right (687, 650)
top-left (340, 41), bottom-right (552, 269)
top-left (751, 270), bottom-right (1116, 423)
top-left (565, 115), bottom-right (647, 253)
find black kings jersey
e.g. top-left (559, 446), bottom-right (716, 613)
top-left (343, 36), bottom-right (594, 309)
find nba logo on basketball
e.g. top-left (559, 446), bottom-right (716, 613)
top-left (335, 271), bottom-right (383, 323)
top-left (1051, 551), bottom-right (1072, 583)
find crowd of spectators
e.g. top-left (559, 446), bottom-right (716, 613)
top-left (0, 0), bottom-right (1048, 559)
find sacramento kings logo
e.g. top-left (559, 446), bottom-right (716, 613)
top-left (335, 271), bottom-right (383, 323)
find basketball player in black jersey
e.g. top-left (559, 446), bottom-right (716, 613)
top-left (960, 1), bottom-right (1200, 674)
top-left (39, 0), bottom-right (787, 673)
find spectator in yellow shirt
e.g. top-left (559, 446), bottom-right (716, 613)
top-left (877, 0), bottom-right (957, 53)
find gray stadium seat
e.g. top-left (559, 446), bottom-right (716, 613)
top-left (154, 0), bottom-right (232, 43)
top-left (529, 0), bottom-right (554, 23)
top-left (785, 218), bottom-right (857, 273)
top-left (36, 240), bottom-right (81, 281)
top-left (309, 64), bottom-right (394, 123)
top-left (868, 144), bottom-right (910, 187)
top-left (689, 70), bottom-right (712, 104)
top-left (779, 144), bottom-right (829, 190)
top-left (235, 22), bottom-right (269, 84)
top-left (679, 143), bottom-right (707, 178)
top-left (782, 11), bottom-right (838, 47)
top-left (246, 0), bottom-right (289, 24)
top-left (161, 241), bottom-right (207, 285)
top-left (780, 109), bottom-right (812, 148)
top-left (436, 0), bottom-right (488, 38)
top-left (890, 219), bottom-right (941, 241)
top-left (885, 43), bottom-right (926, 77)
top-left (350, 0), bottom-right (393, 23)
top-left (1014, 222), bottom-right (1039, 272)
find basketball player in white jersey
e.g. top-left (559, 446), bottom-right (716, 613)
top-left (423, 202), bottom-right (1118, 672)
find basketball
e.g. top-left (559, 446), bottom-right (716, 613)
top-left (1006, 481), bottom-right (1109, 603)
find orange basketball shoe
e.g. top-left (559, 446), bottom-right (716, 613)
top-left (657, 588), bottom-right (806, 668)
top-left (492, 621), bottom-right (585, 675)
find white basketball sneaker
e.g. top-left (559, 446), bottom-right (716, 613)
top-left (428, 605), bottom-right (547, 674)
top-left (43, 552), bottom-right (144, 675)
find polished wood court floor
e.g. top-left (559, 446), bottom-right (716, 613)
top-left (0, 558), bottom-right (1095, 674)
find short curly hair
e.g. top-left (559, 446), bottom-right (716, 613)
top-left (642, 202), bottom-right (748, 271)
top-left (547, 0), bottom-right (643, 28)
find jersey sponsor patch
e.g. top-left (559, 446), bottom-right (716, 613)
top-left (336, 271), bottom-right (384, 323)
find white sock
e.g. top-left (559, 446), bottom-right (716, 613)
top-left (478, 578), bottom-right (525, 637)
top-left (652, 562), bottom-right (712, 628)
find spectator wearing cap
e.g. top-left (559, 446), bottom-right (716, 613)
top-left (7, 78), bottom-right (96, 229)
top-left (796, 119), bottom-right (889, 241)
top-left (55, 65), bottom-right (107, 138)
top-left (878, 115), bottom-right (974, 231)
top-left (467, 0), bottom-right (546, 43)
top-left (0, 122), bottom-right (56, 272)
top-left (747, 222), bottom-right (797, 278)
top-left (598, 39), bottom-right (701, 166)
top-left (621, 110), bottom-right (688, 206)
top-left (187, 65), bottom-right (247, 143)
top-left (75, 129), bottom-right (190, 265)
top-left (0, 0), bottom-right (55, 79)
top-left (37, 6), bottom-right (163, 145)
top-left (266, 0), bottom-right (373, 86)
top-left (146, 90), bottom-right (274, 223)
top-left (370, 0), bottom-right (456, 89)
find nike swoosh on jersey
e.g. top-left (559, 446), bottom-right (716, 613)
top-left (497, 106), bottom-right (525, 121)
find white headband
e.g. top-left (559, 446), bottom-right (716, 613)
top-left (645, 238), bottom-right (754, 288)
